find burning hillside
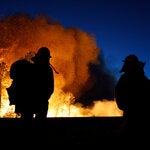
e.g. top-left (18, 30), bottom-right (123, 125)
top-left (0, 13), bottom-right (123, 118)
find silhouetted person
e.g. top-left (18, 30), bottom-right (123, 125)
top-left (7, 58), bottom-right (35, 119)
top-left (115, 54), bottom-right (150, 135)
top-left (7, 47), bottom-right (55, 120)
top-left (31, 47), bottom-right (54, 119)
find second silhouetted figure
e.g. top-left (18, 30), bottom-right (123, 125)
top-left (115, 54), bottom-right (150, 135)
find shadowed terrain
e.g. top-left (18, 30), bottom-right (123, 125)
top-left (0, 117), bottom-right (127, 145)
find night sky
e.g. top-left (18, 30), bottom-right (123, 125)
top-left (0, 0), bottom-right (150, 80)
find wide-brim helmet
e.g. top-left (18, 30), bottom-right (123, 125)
top-left (32, 47), bottom-right (51, 62)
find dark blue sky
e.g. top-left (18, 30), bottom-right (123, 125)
top-left (1, 0), bottom-right (150, 80)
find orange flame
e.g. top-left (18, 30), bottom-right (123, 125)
top-left (0, 14), bottom-right (123, 118)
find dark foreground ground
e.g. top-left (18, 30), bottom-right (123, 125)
top-left (0, 117), bottom-right (128, 145)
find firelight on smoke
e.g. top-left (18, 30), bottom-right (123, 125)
top-left (0, 13), bottom-right (123, 118)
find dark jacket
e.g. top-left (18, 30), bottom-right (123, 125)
top-left (8, 59), bottom-right (35, 113)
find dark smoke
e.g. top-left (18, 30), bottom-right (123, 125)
top-left (76, 50), bottom-right (117, 106)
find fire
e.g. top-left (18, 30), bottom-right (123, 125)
top-left (0, 69), bottom-right (123, 118)
top-left (0, 14), bottom-right (123, 118)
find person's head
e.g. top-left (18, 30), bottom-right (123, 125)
top-left (123, 54), bottom-right (139, 63)
top-left (120, 54), bottom-right (145, 73)
top-left (32, 47), bottom-right (51, 64)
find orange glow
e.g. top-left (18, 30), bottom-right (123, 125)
top-left (0, 14), bottom-right (123, 118)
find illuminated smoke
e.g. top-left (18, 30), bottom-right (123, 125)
top-left (0, 13), bottom-right (122, 117)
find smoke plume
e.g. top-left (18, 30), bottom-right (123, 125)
top-left (0, 13), bottom-right (116, 107)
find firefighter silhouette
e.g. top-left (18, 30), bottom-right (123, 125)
top-left (31, 47), bottom-right (54, 119)
top-left (115, 54), bottom-right (150, 135)
top-left (8, 58), bottom-right (34, 119)
top-left (8, 47), bottom-right (55, 119)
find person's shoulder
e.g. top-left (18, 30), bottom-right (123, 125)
top-left (11, 59), bottom-right (33, 70)
top-left (118, 73), bottom-right (126, 80)
top-left (12, 59), bottom-right (28, 65)
top-left (10, 59), bottom-right (22, 69)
